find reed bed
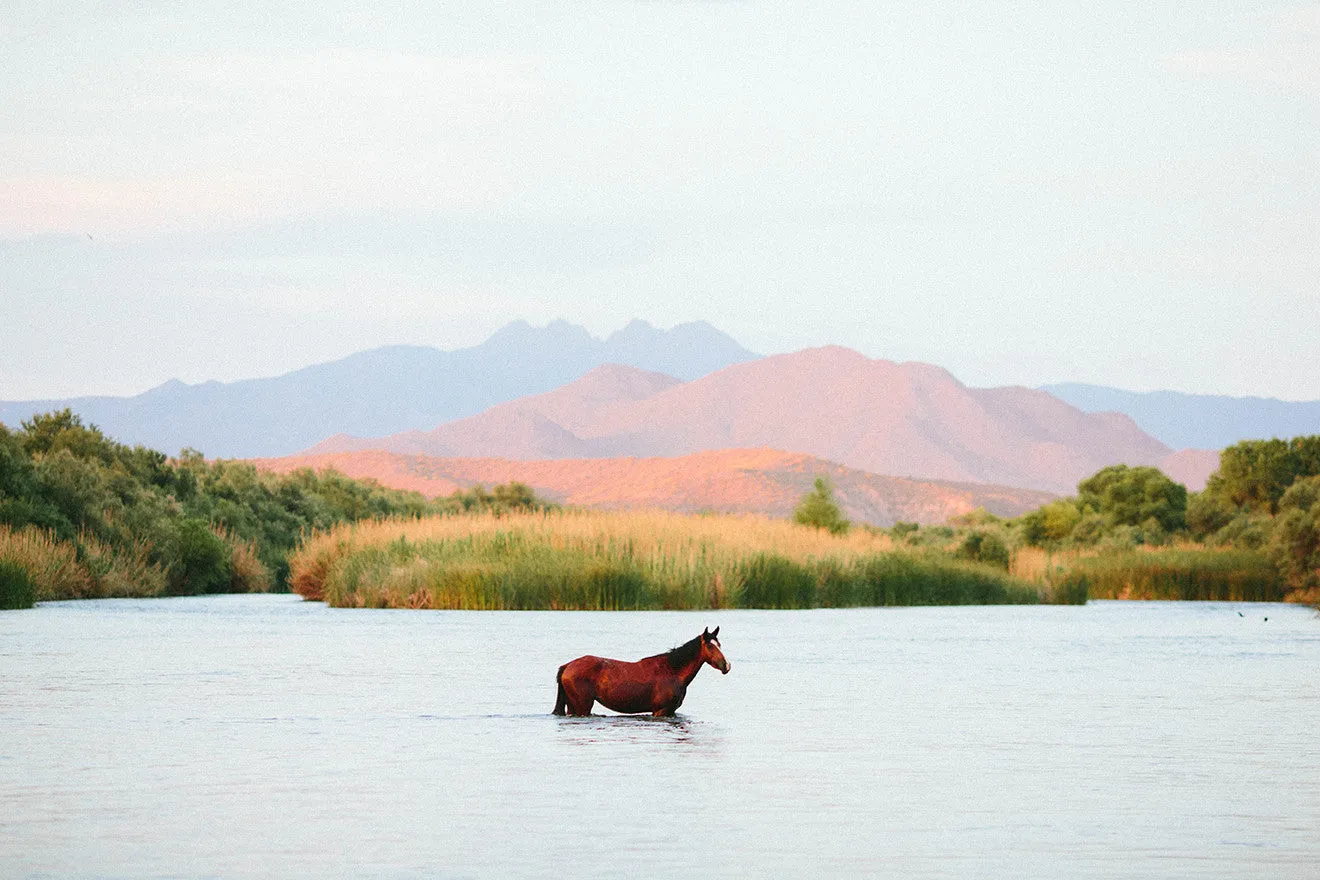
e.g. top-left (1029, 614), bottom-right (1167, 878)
top-left (289, 509), bottom-right (1063, 609)
top-left (1058, 548), bottom-right (1284, 602)
top-left (0, 524), bottom-right (94, 601)
top-left (0, 524), bottom-right (171, 602)
top-left (0, 559), bottom-right (37, 609)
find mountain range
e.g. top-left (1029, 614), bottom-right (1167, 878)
top-left (8, 318), bottom-right (1316, 499)
top-left (1043, 383), bottom-right (1320, 451)
top-left (310, 348), bottom-right (1200, 495)
top-left (0, 320), bottom-right (758, 459)
top-left (251, 447), bottom-right (1057, 527)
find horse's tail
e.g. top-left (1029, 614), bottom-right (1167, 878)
top-left (553, 664), bottom-right (568, 716)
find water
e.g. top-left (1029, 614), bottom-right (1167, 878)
top-left (2, 596), bottom-right (1318, 879)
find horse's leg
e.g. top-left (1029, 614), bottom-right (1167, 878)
top-left (561, 672), bottom-right (595, 716)
top-left (567, 689), bottom-right (594, 716)
top-left (651, 682), bottom-right (683, 717)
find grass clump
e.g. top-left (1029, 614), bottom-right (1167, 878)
top-left (0, 524), bottom-right (93, 600)
top-left (0, 559), bottom-right (36, 609)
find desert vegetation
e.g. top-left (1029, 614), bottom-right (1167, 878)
top-left (287, 508), bottom-right (1067, 609)
top-left (0, 410), bottom-right (549, 607)
top-left (6, 408), bottom-right (1317, 611)
top-left (886, 437), bottom-right (1320, 605)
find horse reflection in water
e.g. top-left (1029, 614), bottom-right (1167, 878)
top-left (553, 627), bottom-right (730, 717)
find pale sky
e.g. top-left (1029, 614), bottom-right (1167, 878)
top-left (2, 2), bottom-right (1318, 401)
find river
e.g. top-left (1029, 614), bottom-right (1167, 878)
top-left (3, 595), bottom-right (1318, 878)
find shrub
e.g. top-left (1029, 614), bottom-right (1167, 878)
top-left (0, 525), bottom-right (93, 600)
top-left (957, 530), bottom-right (1011, 569)
top-left (1211, 513), bottom-right (1274, 550)
top-left (0, 559), bottom-right (36, 609)
top-left (890, 521), bottom-right (919, 540)
top-left (166, 519), bottom-right (232, 595)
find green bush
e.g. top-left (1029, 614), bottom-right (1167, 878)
top-left (0, 559), bottom-right (36, 609)
top-left (956, 530), bottom-right (1011, 569)
top-left (0, 410), bottom-right (555, 599)
top-left (166, 519), bottom-right (232, 595)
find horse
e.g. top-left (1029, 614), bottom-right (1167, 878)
top-left (553, 627), bottom-right (730, 717)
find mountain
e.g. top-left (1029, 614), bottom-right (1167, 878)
top-left (313, 347), bottom-right (1191, 494)
top-left (1042, 383), bottom-right (1320, 450)
top-left (1159, 448), bottom-right (1222, 490)
top-left (0, 320), bottom-right (759, 458)
top-left (251, 448), bottom-right (1058, 527)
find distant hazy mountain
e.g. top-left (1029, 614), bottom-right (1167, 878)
top-left (0, 319), bottom-right (759, 458)
top-left (316, 347), bottom-right (1193, 494)
top-left (1042, 383), bottom-right (1320, 450)
top-left (253, 448), bottom-right (1058, 527)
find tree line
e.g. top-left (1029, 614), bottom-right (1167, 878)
top-left (1, 410), bottom-right (550, 607)
top-left (790, 437), bottom-right (1320, 596)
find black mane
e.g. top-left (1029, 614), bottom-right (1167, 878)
top-left (665, 635), bottom-right (704, 671)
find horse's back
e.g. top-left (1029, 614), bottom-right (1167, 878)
top-left (562, 654), bottom-right (610, 676)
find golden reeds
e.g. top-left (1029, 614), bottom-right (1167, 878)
top-left (289, 508), bottom-right (1048, 610)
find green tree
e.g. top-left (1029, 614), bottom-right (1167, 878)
top-left (956, 529), bottom-right (1011, 569)
top-left (1205, 436), bottom-right (1320, 514)
top-left (1018, 499), bottom-right (1082, 547)
top-left (493, 481), bottom-right (538, 512)
top-left (793, 477), bottom-right (849, 535)
top-left (20, 409), bottom-right (113, 462)
top-left (1185, 491), bottom-right (1235, 540)
top-left (1268, 475), bottom-right (1320, 590)
top-left (1077, 464), bottom-right (1188, 532)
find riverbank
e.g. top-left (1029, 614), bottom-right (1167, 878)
top-left (288, 509), bottom-right (1073, 609)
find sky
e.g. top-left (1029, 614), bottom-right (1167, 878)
top-left (2, 1), bottom-right (1318, 401)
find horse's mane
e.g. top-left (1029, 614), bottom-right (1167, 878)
top-left (665, 635), bottom-right (703, 671)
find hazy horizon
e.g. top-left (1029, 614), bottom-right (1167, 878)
top-left (4, 3), bottom-right (1318, 401)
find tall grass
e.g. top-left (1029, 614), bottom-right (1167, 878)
top-left (0, 559), bottom-right (36, 609)
top-left (289, 509), bottom-right (1061, 609)
top-left (0, 524), bottom-right (172, 601)
top-left (1058, 548), bottom-right (1284, 602)
top-left (76, 530), bottom-right (168, 598)
top-left (0, 524), bottom-right (94, 600)
top-left (214, 527), bottom-right (272, 594)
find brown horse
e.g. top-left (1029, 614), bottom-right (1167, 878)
top-left (553, 627), bottom-right (730, 717)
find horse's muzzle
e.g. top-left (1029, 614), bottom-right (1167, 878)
top-left (720, 661), bottom-right (730, 674)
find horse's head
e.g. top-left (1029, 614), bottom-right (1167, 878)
top-left (701, 627), bottom-right (730, 674)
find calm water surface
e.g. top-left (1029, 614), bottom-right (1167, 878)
top-left (2, 596), bottom-right (1318, 878)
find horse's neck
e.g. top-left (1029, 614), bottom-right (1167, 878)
top-left (675, 654), bottom-right (704, 687)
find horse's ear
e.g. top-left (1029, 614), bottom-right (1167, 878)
top-left (702, 627), bottom-right (711, 639)
top-left (711, 626), bottom-right (719, 639)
